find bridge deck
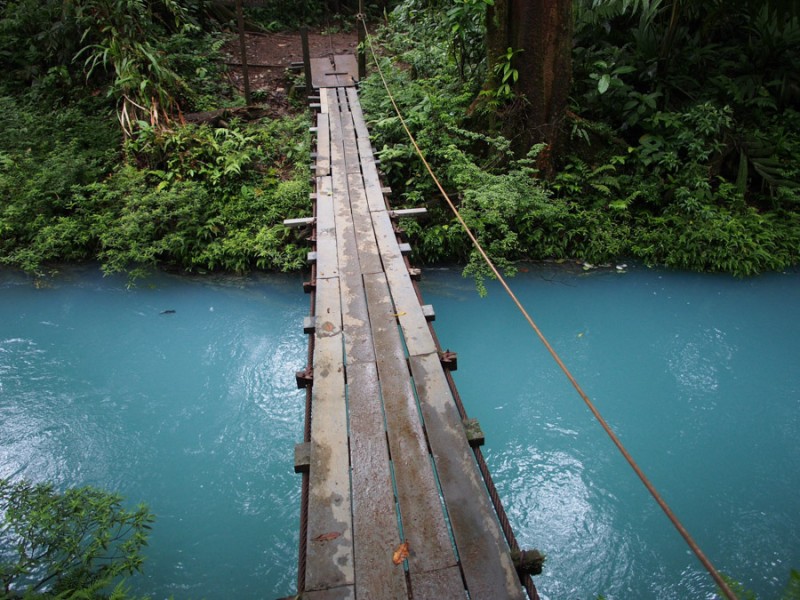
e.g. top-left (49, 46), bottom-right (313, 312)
top-left (297, 85), bottom-right (526, 600)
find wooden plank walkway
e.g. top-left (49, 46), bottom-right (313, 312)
top-left (294, 76), bottom-right (526, 599)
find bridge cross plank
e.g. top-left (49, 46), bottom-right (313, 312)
top-left (304, 82), bottom-right (526, 600)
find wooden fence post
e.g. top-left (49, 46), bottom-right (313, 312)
top-left (236, 0), bottom-right (251, 104)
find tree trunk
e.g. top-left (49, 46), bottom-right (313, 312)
top-left (485, 0), bottom-right (573, 173)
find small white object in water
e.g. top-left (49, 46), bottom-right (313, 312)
top-left (209, 306), bottom-right (214, 312)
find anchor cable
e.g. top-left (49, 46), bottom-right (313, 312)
top-left (357, 15), bottom-right (739, 600)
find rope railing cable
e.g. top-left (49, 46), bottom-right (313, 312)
top-left (356, 16), bottom-right (738, 600)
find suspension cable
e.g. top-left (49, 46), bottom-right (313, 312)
top-left (356, 16), bottom-right (739, 600)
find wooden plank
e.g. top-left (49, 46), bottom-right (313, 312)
top-left (391, 207), bottom-right (428, 219)
top-left (353, 125), bottom-right (376, 162)
top-left (320, 87), bottom-right (330, 112)
top-left (310, 58), bottom-right (337, 88)
top-left (362, 160), bottom-right (387, 212)
top-left (310, 56), bottom-right (357, 88)
top-left (333, 54), bottom-right (359, 87)
top-left (316, 112), bottom-right (331, 176)
top-left (331, 174), bottom-right (375, 365)
top-left (329, 118), bottom-right (358, 280)
top-left (370, 211), bottom-right (438, 356)
top-left (283, 216), bottom-right (315, 227)
top-left (315, 176), bottom-right (338, 280)
top-left (348, 361), bottom-right (408, 599)
top-left (410, 566), bottom-right (466, 600)
top-left (346, 87), bottom-right (371, 142)
top-left (361, 272), bottom-right (458, 577)
top-left (327, 92), bottom-right (346, 189)
top-left (346, 173), bottom-right (383, 275)
top-left (306, 276), bottom-right (354, 593)
top-left (409, 352), bottom-right (525, 600)
top-left (323, 87), bottom-right (338, 114)
top-left (326, 84), bottom-right (377, 362)
top-left (338, 89), bottom-right (361, 175)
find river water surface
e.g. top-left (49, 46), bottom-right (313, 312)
top-left (1, 264), bottom-right (798, 599)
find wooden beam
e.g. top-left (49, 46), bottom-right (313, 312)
top-left (305, 277), bottom-right (354, 592)
top-left (284, 217), bottom-right (315, 227)
top-left (390, 207), bottom-right (428, 219)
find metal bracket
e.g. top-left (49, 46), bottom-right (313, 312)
top-left (295, 367), bottom-right (313, 389)
top-left (439, 350), bottom-right (457, 371)
top-left (294, 442), bottom-right (311, 473)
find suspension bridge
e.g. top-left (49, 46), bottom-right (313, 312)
top-left (283, 35), bottom-right (739, 597)
top-left (286, 54), bottom-right (541, 599)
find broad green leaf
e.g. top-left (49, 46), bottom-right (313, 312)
top-left (598, 74), bottom-right (611, 94)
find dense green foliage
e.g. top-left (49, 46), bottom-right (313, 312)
top-left (0, 95), bottom-right (310, 278)
top-left (0, 1), bottom-right (311, 280)
top-left (359, 0), bottom-right (800, 277)
top-left (1, 479), bottom-right (153, 599)
top-left (2, 0), bottom-right (799, 280)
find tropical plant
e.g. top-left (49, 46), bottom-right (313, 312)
top-left (74, 0), bottom-right (196, 136)
top-left (0, 479), bottom-right (154, 598)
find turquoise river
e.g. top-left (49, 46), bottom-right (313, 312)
top-left (1, 264), bottom-right (798, 599)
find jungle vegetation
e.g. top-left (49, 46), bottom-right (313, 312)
top-left (1, 479), bottom-right (154, 599)
top-left (0, 0), bottom-right (798, 281)
top-left (358, 0), bottom-right (800, 279)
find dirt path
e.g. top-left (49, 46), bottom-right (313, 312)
top-left (225, 29), bottom-right (359, 113)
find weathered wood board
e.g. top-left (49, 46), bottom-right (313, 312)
top-left (346, 87), bottom-right (372, 142)
top-left (409, 352), bottom-right (526, 599)
top-left (306, 276), bottom-right (354, 592)
top-left (310, 55), bottom-right (358, 88)
top-left (347, 361), bottom-right (408, 599)
top-left (362, 272), bottom-right (458, 577)
top-left (346, 173), bottom-right (383, 276)
top-left (314, 176), bottom-right (337, 280)
top-left (316, 112), bottom-right (331, 176)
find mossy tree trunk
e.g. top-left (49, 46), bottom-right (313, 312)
top-left (486, 0), bottom-right (573, 174)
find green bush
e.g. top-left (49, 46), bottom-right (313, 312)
top-left (1, 479), bottom-right (153, 598)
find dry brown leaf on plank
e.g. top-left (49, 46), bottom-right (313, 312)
top-left (312, 531), bottom-right (341, 542)
top-left (392, 540), bottom-right (410, 565)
